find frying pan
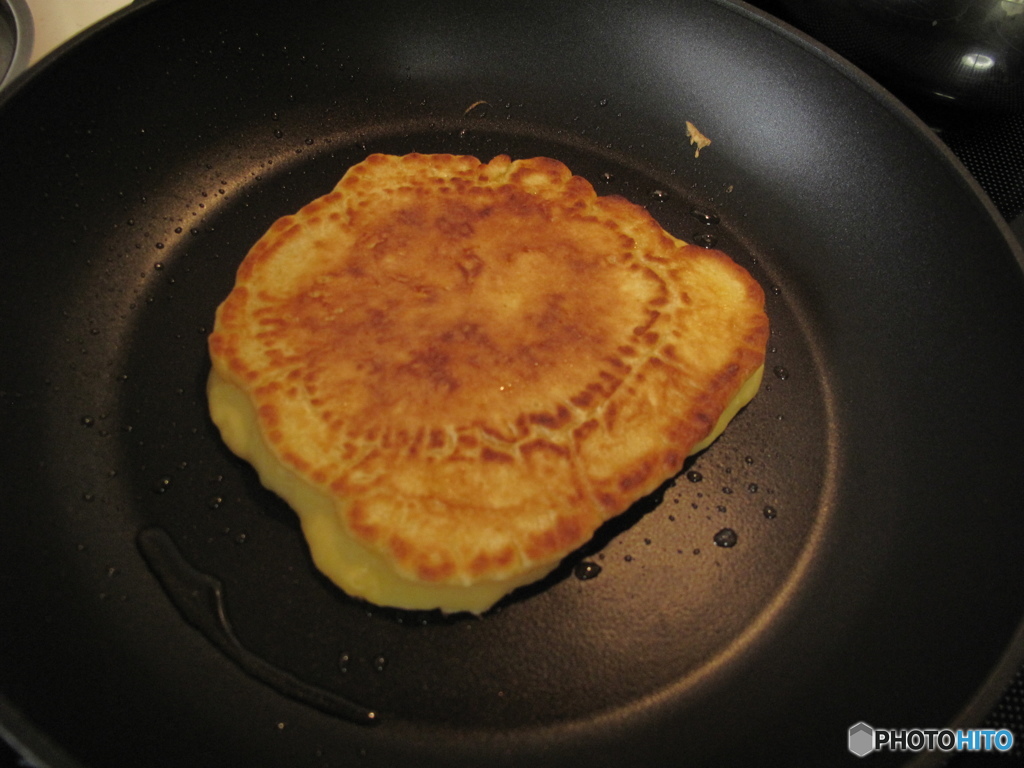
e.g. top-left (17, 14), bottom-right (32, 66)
top-left (2, 0), bottom-right (1024, 765)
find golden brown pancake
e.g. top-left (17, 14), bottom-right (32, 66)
top-left (208, 153), bottom-right (769, 613)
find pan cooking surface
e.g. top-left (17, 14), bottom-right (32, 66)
top-left (116, 125), bottom-right (830, 730)
top-left (2, 0), bottom-right (1023, 766)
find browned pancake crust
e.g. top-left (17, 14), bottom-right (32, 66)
top-left (209, 153), bottom-right (768, 585)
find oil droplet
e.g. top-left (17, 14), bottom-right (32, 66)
top-left (600, 171), bottom-right (615, 183)
top-left (693, 548), bottom-right (701, 555)
top-left (763, 505), bottom-right (778, 519)
top-left (770, 285), bottom-right (782, 296)
top-left (277, 722), bottom-right (286, 730)
top-left (574, 561), bottom-right (602, 580)
top-left (273, 129), bottom-right (284, 139)
top-left (80, 415), bottom-right (95, 427)
top-left (339, 652), bottom-right (351, 673)
top-left (234, 532), bottom-right (248, 544)
top-left (597, 98), bottom-right (609, 107)
top-left (643, 537), bottom-right (652, 545)
top-left (713, 528), bottom-right (738, 548)
top-left (207, 495), bottom-right (224, 510)
top-left (773, 366), bottom-right (790, 380)
top-left (722, 486), bottom-right (733, 494)
top-left (372, 655), bottom-right (387, 673)
top-left (106, 566), bottom-right (119, 578)
top-left (651, 189), bottom-right (669, 201)
top-left (747, 483), bottom-right (759, 493)
top-left (155, 242), bottom-right (165, 249)
top-left (82, 492), bottom-right (95, 502)
top-left (690, 207), bottom-right (720, 225)
top-left (152, 476), bottom-right (172, 494)
top-left (154, 262), bottom-right (164, 270)
top-left (692, 231), bottom-right (718, 248)
top-left (686, 470), bottom-right (703, 483)
top-left (623, 554), bottom-right (634, 562)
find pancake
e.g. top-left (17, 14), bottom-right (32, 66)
top-left (207, 152), bottom-right (769, 614)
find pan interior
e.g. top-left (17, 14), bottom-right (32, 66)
top-left (95, 124), bottom-right (834, 729)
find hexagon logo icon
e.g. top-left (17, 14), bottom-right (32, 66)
top-left (848, 722), bottom-right (875, 757)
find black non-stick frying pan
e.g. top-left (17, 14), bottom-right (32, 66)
top-left (2, 0), bottom-right (1024, 766)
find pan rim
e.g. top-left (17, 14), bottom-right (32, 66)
top-left (720, 0), bottom-right (1024, 272)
